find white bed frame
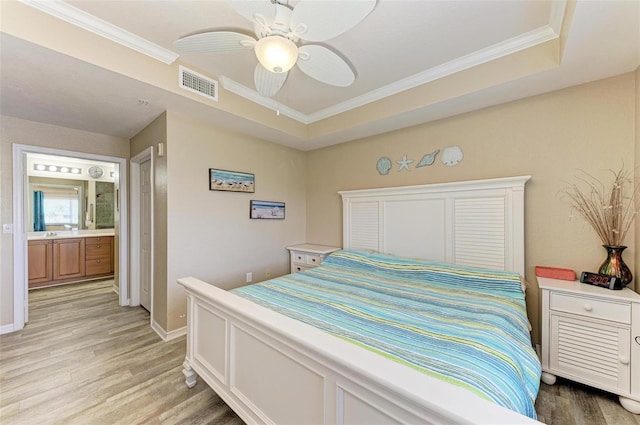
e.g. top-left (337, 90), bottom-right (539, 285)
top-left (178, 176), bottom-right (540, 425)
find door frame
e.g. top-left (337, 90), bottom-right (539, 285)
top-left (12, 143), bottom-right (129, 330)
top-left (130, 147), bottom-right (154, 319)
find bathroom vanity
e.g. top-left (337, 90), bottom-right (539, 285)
top-left (28, 231), bottom-right (114, 289)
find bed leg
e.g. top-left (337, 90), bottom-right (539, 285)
top-left (540, 372), bottom-right (556, 385)
top-left (619, 396), bottom-right (640, 414)
top-left (182, 359), bottom-right (197, 388)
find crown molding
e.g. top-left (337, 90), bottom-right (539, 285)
top-left (220, 76), bottom-right (310, 124)
top-left (20, 0), bottom-right (179, 64)
top-left (21, 0), bottom-right (566, 126)
top-left (549, 0), bottom-right (568, 35)
top-left (307, 24), bottom-right (559, 123)
top-left (221, 24), bottom-right (559, 126)
top-left (224, 14), bottom-right (564, 125)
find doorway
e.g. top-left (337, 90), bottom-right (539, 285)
top-left (12, 144), bottom-right (129, 330)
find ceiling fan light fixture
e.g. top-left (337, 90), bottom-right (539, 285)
top-left (255, 36), bottom-right (298, 73)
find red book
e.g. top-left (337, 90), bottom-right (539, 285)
top-left (535, 266), bottom-right (576, 281)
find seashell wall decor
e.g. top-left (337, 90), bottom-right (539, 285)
top-left (376, 146), bottom-right (463, 175)
top-left (376, 157), bottom-right (392, 175)
top-left (396, 155), bottom-right (413, 171)
top-left (441, 146), bottom-right (464, 167)
top-left (416, 149), bottom-right (439, 168)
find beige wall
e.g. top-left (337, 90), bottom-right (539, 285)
top-left (130, 112), bottom-right (169, 330)
top-left (167, 112), bottom-right (306, 331)
top-left (306, 73), bottom-right (637, 345)
top-left (164, 111), bottom-right (307, 331)
top-left (1, 110), bottom-right (307, 334)
top-left (0, 116), bottom-right (129, 327)
top-left (134, 112), bottom-right (308, 332)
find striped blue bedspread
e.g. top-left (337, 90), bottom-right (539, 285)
top-left (232, 249), bottom-right (541, 418)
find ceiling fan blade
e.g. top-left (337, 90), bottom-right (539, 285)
top-left (227, 0), bottom-right (276, 27)
top-left (297, 45), bottom-right (355, 87)
top-left (254, 64), bottom-right (288, 97)
top-left (173, 31), bottom-right (255, 54)
top-left (290, 0), bottom-right (376, 42)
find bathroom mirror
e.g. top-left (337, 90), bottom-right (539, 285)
top-left (29, 177), bottom-right (115, 232)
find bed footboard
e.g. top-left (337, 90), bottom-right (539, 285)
top-left (178, 276), bottom-right (541, 425)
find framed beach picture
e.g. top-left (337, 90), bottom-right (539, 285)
top-left (250, 200), bottom-right (285, 219)
top-left (209, 168), bottom-right (255, 193)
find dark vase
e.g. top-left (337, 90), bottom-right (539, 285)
top-left (598, 245), bottom-right (633, 286)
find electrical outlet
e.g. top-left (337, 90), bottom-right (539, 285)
top-left (246, 272), bottom-right (253, 283)
top-left (2, 224), bottom-right (13, 234)
top-left (266, 269), bottom-right (272, 278)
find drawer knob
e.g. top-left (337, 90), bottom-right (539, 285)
top-left (97, 260), bottom-right (102, 264)
top-left (620, 356), bottom-right (629, 365)
top-left (311, 258), bottom-right (317, 263)
top-left (583, 304), bottom-right (593, 312)
top-left (96, 245), bottom-right (101, 248)
top-left (296, 267), bottom-right (302, 271)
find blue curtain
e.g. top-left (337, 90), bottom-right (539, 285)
top-left (33, 190), bottom-right (46, 231)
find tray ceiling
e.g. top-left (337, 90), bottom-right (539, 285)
top-left (1, 0), bottom-right (638, 150)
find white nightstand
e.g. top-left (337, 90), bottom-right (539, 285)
top-left (538, 276), bottom-right (640, 414)
top-left (286, 244), bottom-right (341, 273)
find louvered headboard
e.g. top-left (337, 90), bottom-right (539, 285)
top-left (339, 176), bottom-right (531, 277)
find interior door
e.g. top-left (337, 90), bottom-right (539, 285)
top-left (140, 159), bottom-right (152, 311)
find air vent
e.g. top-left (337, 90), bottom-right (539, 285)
top-left (179, 66), bottom-right (218, 102)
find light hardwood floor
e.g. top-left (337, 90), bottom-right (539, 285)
top-left (536, 380), bottom-right (640, 425)
top-left (0, 280), bottom-right (243, 425)
top-left (1, 279), bottom-right (638, 424)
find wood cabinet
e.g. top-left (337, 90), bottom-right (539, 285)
top-left (28, 235), bottom-right (114, 289)
top-left (85, 236), bottom-right (113, 277)
top-left (287, 244), bottom-right (341, 273)
top-left (28, 240), bottom-right (53, 285)
top-left (53, 238), bottom-right (85, 281)
top-left (539, 276), bottom-right (640, 414)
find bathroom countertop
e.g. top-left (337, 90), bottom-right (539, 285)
top-left (28, 230), bottom-right (115, 240)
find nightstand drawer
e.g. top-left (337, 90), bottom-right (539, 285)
top-left (287, 244), bottom-right (341, 274)
top-left (291, 252), bottom-right (322, 266)
top-left (293, 265), bottom-right (312, 273)
top-left (550, 292), bottom-right (631, 323)
top-left (305, 254), bottom-right (321, 266)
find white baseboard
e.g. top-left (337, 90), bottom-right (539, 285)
top-left (0, 323), bottom-right (17, 335)
top-left (166, 326), bottom-right (187, 341)
top-left (151, 320), bottom-right (186, 341)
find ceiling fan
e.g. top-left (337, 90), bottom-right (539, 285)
top-left (173, 0), bottom-right (377, 98)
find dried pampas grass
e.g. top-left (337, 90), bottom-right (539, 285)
top-left (563, 167), bottom-right (639, 246)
